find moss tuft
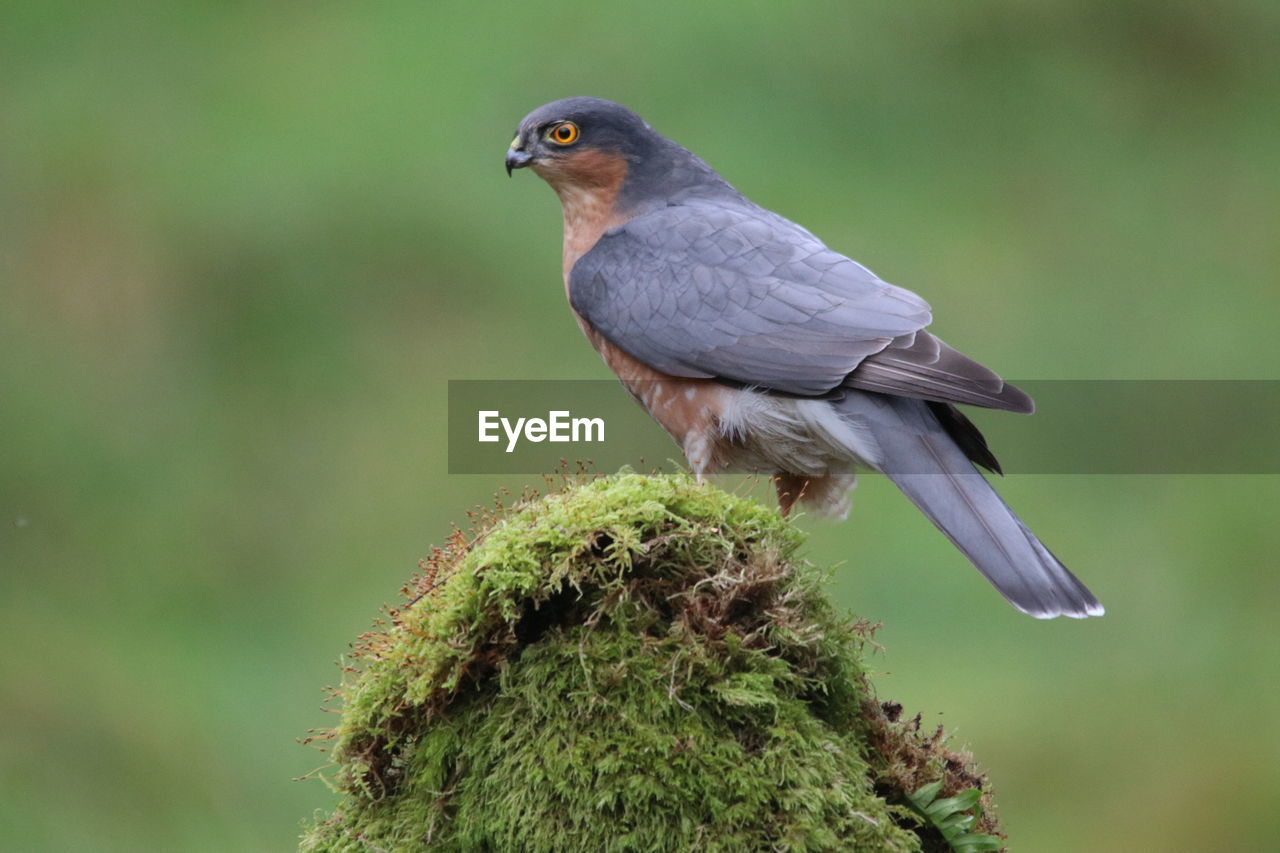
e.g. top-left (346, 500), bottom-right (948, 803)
top-left (301, 471), bottom-right (1003, 852)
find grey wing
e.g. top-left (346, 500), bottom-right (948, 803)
top-left (571, 201), bottom-right (1031, 411)
top-left (570, 202), bottom-right (930, 397)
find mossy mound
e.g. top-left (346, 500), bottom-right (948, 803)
top-left (302, 472), bottom-right (1002, 852)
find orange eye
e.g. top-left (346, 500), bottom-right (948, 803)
top-left (547, 121), bottom-right (580, 145)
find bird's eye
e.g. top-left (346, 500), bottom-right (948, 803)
top-left (546, 121), bottom-right (580, 145)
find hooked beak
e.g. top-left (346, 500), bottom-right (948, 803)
top-left (505, 146), bottom-right (533, 177)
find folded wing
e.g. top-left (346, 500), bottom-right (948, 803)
top-left (571, 201), bottom-right (1030, 412)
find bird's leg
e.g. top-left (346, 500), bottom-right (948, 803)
top-left (683, 434), bottom-right (714, 486)
top-left (774, 473), bottom-right (811, 517)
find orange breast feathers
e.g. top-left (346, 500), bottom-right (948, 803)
top-left (532, 149), bottom-right (731, 469)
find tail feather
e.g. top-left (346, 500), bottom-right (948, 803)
top-left (838, 393), bottom-right (1103, 619)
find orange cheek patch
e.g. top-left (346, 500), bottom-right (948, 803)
top-left (536, 149), bottom-right (628, 191)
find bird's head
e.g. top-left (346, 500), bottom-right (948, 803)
top-left (505, 97), bottom-right (657, 194)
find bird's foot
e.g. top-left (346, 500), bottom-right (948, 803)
top-left (774, 473), bottom-right (811, 517)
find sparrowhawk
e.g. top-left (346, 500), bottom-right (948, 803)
top-left (505, 96), bottom-right (1102, 619)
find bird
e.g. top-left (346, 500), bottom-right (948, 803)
top-left (505, 96), bottom-right (1102, 619)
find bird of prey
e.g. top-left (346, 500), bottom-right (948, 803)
top-left (505, 97), bottom-right (1102, 619)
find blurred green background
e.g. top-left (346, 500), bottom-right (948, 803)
top-left (3, 2), bottom-right (1278, 850)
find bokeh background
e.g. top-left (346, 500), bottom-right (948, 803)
top-left (3, 2), bottom-right (1278, 850)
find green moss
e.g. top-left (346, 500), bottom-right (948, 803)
top-left (301, 471), bottom-right (1002, 852)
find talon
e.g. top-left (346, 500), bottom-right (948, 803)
top-left (774, 472), bottom-right (809, 517)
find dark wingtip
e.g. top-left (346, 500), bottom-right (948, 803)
top-left (927, 401), bottom-right (1004, 475)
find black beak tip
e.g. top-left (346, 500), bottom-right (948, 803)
top-left (505, 149), bottom-right (532, 177)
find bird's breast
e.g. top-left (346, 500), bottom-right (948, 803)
top-left (574, 313), bottom-right (728, 455)
top-left (546, 158), bottom-right (739, 475)
top-left (558, 190), bottom-right (630, 287)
